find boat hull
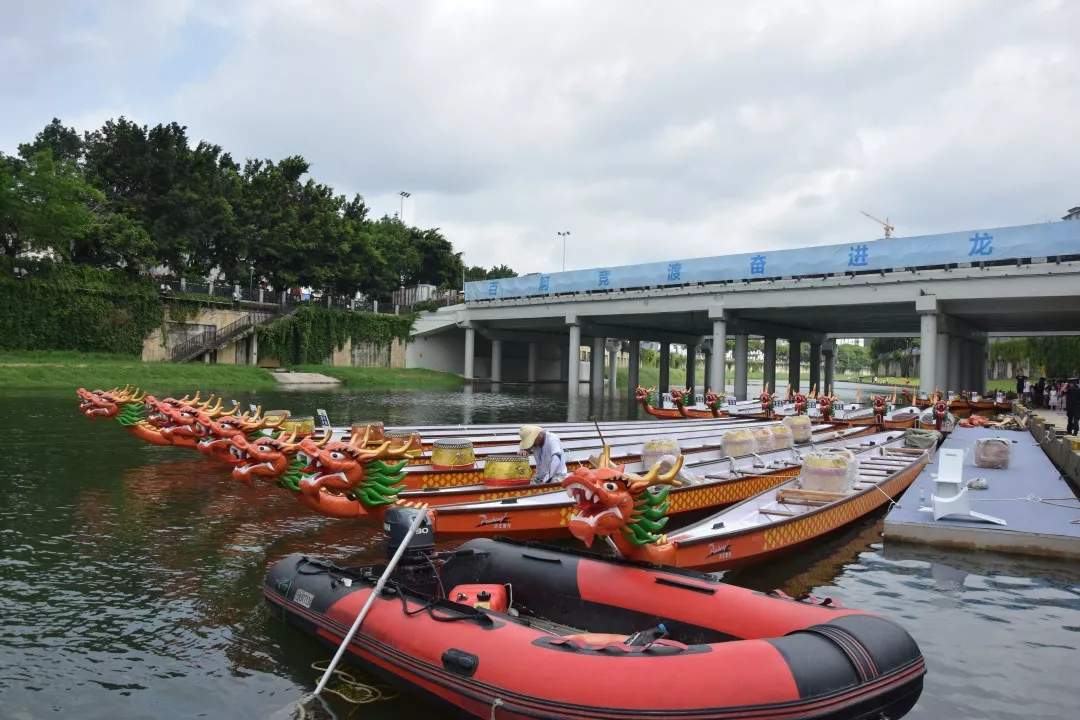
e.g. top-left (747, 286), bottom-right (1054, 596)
top-left (264, 539), bottom-right (925, 720)
top-left (671, 452), bottom-right (928, 571)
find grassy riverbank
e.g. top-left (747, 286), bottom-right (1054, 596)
top-left (0, 351), bottom-right (462, 391)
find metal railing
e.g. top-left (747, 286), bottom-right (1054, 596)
top-left (169, 311), bottom-right (276, 363)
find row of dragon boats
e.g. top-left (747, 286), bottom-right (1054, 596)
top-left (76, 383), bottom-right (1000, 719)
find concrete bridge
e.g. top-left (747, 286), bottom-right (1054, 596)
top-left (407, 220), bottom-right (1080, 409)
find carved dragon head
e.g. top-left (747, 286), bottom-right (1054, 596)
top-left (157, 395), bottom-right (222, 446)
top-left (296, 427), bottom-right (421, 509)
top-left (228, 429), bottom-right (328, 487)
top-left (634, 386), bottom-right (654, 403)
top-left (817, 390), bottom-right (836, 420)
top-left (793, 391), bottom-right (808, 415)
top-left (759, 384), bottom-right (773, 414)
top-left (704, 389), bottom-right (722, 410)
top-left (196, 405), bottom-right (286, 464)
top-left (668, 387), bottom-right (690, 408)
top-left (561, 446), bottom-right (683, 556)
top-left (79, 386), bottom-right (144, 419)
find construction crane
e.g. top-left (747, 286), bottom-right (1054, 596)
top-left (860, 211), bottom-right (894, 238)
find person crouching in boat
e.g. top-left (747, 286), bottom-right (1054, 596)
top-left (519, 425), bottom-right (568, 485)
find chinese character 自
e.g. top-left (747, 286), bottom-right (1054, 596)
top-left (750, 255), bottom-right (766, 275)
top-left (538, 275), bottom-right (550, 292)
top-left (968, 232), bottom-right (993, 256)
top-left (667, 262), bottom-right (682, 282)
top-left (598, 270), bottom-right (610, 287)
top-left (848, 244), bottom-right (869, 267)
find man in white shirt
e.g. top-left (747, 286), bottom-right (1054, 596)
top-left (519, 425), bottom-right (568, 485)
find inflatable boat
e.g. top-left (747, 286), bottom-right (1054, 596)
top-left (265, 511), bottom-right (925, 719)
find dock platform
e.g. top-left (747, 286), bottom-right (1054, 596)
top-left (884, 426), bottom-right (1080, 559)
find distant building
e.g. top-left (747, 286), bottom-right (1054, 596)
top-left (1063, 206), bottom-right (1080, 221)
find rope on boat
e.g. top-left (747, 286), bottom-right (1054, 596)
top-left (296, 660), bottom-right (399, 718)
top-left (490, 697), bottom-right (505, 719)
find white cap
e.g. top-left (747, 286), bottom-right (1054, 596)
top-left (519, 425), bottom-right (542, 451)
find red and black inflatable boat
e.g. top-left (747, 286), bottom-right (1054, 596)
top-left (264, 516), bottom-right (924, 719)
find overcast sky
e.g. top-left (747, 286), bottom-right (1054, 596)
top-left (4, 0), bottom-right (1078, 274)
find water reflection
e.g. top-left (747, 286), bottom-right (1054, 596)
top-left (2, 390), bottom-right (1077, 720)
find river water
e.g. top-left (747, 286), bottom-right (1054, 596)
top-left (1, 386), bottom-right (1077, 719)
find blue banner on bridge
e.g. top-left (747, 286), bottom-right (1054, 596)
top-left (465, 221), bottom-right (1080, 302)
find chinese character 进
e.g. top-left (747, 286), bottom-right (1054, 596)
top-left (598, 270), bottom-right (610, 287)
top-left (848, 244), bottom-right (869, 267)
top-left (538, 275), bottom-right (550, 292)
top-left (750, 255), bottom-right (766, 275)
top-left (969, 232), bottom-right (993, 256)
top-left (487, 281), bottom-right (498, 297)
top-left (667, 262), bottom-right (682, 282)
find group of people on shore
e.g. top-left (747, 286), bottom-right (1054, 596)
top-left (1017, 374), bottom-right (1080, 435)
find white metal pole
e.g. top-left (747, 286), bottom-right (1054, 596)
top-left (313, 508), bottom-right (427, 697)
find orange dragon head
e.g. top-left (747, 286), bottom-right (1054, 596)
top-left (704, 389), bottom-right (723, 411)
top-left (296, 427), bottom-right (421, 509)
top-left (78, 386), bottom-right (144, 419)
top-left (635, 386), bottom-right (655, 404)
top-left (196, 405), bottom-right (286, 464)
top-left (228, 430), bottom-right (327, 486)
top-left (561, 447), bottom-right (683, 560)
top-left (157, 395), bottom-right (223, 447)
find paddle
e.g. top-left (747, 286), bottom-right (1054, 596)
top-left (273, 507), bottom-right (428, 718)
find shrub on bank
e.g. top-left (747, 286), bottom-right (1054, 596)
top-left (256, 306), bottom-right (415, 365)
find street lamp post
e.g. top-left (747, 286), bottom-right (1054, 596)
top-left (557, 230), bottom-right (571, 271)
top-left (399, 191), bottom-right (411, 223)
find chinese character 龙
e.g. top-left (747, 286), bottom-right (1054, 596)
top-left (598, 270), bottom-right (610, 287)
top-left (969, 232), bottom-right (993, 256)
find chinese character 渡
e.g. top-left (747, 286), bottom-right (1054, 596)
top-left (667, 262), bottom-right (682, 282)
top-left (598, 270), bottom-right (610, 287)
top-left (968, 232), bottom-right (993, 257)
top-left (487, 281), bottom-right (498, 297)
top-left (848, 244), bottom-right (869, 267)
top-left (538, 275), bottom-right (550, 292)
top-left (750, 255), bottom-right (766, 275)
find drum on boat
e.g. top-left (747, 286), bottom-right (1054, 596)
top-left (482, 454), bottom-right (532, 488)
top-left (431, 439), bottom-right (476, 470)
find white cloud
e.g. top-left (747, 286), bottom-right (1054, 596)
top-left (3, 0), bottom-right (1078, 274)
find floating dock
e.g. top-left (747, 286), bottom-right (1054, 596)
top-left (884, 426), bottom-right (1080, 559)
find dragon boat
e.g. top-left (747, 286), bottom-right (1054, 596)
top-left (561, 432), bottom-right (930, 571)
top-left (232, 421), bottom-right (840, 518)
top-left (265, 520), bottom-right (925, 719)
top-left (426, 426), bottom-right (881, 540)
top-left (634, 386), bottom-right (731, 419)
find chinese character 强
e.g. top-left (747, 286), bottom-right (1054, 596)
top-left (487, 281), bottom-right (498, 297)
top-left (848, 244), bottom-right (869, 267)
top-left (538, 275), bottom-right (550, 292)
top-left (667, 262), bottom-right (682, 282)
top-left (968, 232), bottom-right (993, 256)
top-left (750, 255), bottom-right (766, 275)
top-left (598, 270), bottom-right (610, 287)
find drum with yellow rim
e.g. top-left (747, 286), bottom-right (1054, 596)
top-left (483, 454), bottom-right (532, 488)
top-left (641, 437), bottom-right (681, 469)
top-left (279, 415), bottom-right (315, 436)
top-left (431, 439), bottom-right (475, 470)
top-left (351, 422), bottom-right (385, 443)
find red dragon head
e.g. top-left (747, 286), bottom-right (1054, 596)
top-left (196, 405), bottom-right (286, 464)
top-left (794, 392), bottom-right (808, 415)
top-left (634, 386), bottom-right (655, 403)
top-left (229, 429), bottom-right (327, 485)
top-left (873, 394), bottom-right (887, 421)
top-left (817, 391), bottom-right (836, 420)
top-left (669, 387), bottom-right (690, 408)
top-left (759, 384), bottom-right (774, 416)
top-left (297, 426), bottom-right (422, 505)
top-left (561, 446), bottom-right (683, 562)
top-left (78, 386), bottom-right (144, 418)
top-left (157, 395), bottom-right (224, 447)
top-left (704, 389), bottom-right (722, 410)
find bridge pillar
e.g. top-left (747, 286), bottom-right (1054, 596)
top-left (659, 343), bottom-right (671, 398)
top-left (809, 342), bottom-right (822, 394)
top-left (710, 318), bottom-right (726, 395)
top-left (591, 336), bottom-right (605, 404)
top-left (607, 342), bottom-right (618, 399)
top-left (763, 337), bottom-right (777, 395)
top-left (566, 321), bottom-right (580, 397)
top-left (491, 339), bottom-right (503, 382)
top-left (527, 342), bottom-right (538, 383)
top-left (249, 331), bottom-right (259, 366)
top-left (974, 339), bottom-right (987, 392)
top-left (463, 324), bottom-right (475, 380)
top-left (788, 340), bottom-right (801, 392)
top-left (822, 341), bottom-right (835, 395)
top-left (686, 342), bottom-right (698, 394)
top-left (917, 296), bottom-right (938, 395)
top-left (560, 337), bottom-right (570, 383)
top-left (947, 335), bottom-right (962, 392)
top-left (935, 329), bottom-right (949, 397)
top-left (627, 341), bottom-right (641, 415)
top-left (734, 335), bottom-right (749, 400)
top-left (703, 347), bottom-right (712, 391)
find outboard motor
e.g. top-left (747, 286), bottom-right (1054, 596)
top-left (384, 505), bottom-right (435, 561)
